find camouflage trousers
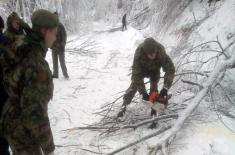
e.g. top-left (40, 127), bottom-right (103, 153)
top-left (2, 98), bottom-right (54, 155)
top-left (122, 22), bottom-right (127, 31)
top-left (52, 48), bottom-right (68, 78)
top-left (122, 77), bottom-right (159, 106)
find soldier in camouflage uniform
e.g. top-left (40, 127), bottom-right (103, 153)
top-left (3, 12), bottom-right (31, 54)
top-left (4, 12), bottom-right (24, 43)
top-left (0, 15), bottom-right (10, 155)
top-left (1, 9), bottom-right (58, 155)
top-left (117, 38), bottom-right (175, 118)
top-left (51, 12), bottom-right (68, 79)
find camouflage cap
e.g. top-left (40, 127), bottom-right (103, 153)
top-left (7, 12), bottom-right (21, 27)
top-left (143, 37), bottom-right (157, 54)
top-left (31, 9), bottom-right (59, 28)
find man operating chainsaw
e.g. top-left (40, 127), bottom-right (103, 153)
top-left (117, 38), bottom-right (175, 125)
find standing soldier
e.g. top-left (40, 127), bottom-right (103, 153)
top-left (0, 15), bottom-right (10, 155)
top-left (117, 38), bottom-right (175, 121)
top-left (1, 9), bottom-right (58, 155)
top-left (51, 12), bottom-right (69, 79)
top-left (122, 13), bottom-right (127, 31)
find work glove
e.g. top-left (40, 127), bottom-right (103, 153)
top-left (159, 87), bottom-right (168, 97)
top-left (149, 91), bottom-right (158, 102)
top-left (142, 92), bottom-right (149, 101)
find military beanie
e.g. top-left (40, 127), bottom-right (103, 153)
top-left (143, 37), bottom-right (157, 54)
top-left (31, 9), bottom-right (59, 28)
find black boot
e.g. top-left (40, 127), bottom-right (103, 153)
top-left (148, 122), bottom-right (158, 129)
top-left (117, 106), bottom-right (126, 118)
top-left (150, 108), bottom-right (156, 116)
top-left (148, 108), bottom-right (158, 129)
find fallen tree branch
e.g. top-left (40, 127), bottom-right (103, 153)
top-left (107, 125), bottom-right (171, 155)
top-left (56, 144), bottom-right (103, 154)
top-left (147, 52), bottom-right (235, 155)
top-left (209, 89), bottom-right (235, 133)
top-left (217, 82), bottom-right (235, 106)
top-left (62, 114), bottom-right (178, 132)
top-left (181, 79), bottom-right (203, 89)
top-left (107, 52), bottom-right (235, 155)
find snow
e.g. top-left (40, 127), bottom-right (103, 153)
top-left (46, 24), bottom-right (147, 154)
top-left (44, 15), bottom-right (235, 154)
top-left (175, 123), bottom-right (235, 155)
top-left (2, 0), bottom-right (234, 154)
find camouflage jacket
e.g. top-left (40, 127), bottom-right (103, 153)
top-left (1, 31), bottom-right (55, 153)
top-left (4, 27), bottom-right (24, 44)
top-left (52, 22), bottom-right (67, 50)
top-left (132, 42), bottom-right (175, 94)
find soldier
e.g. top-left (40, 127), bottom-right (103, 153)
top-left (51, 12), bottom-right (68, 79)
top-left (1, 9), bottom-right (58, 155)
top-left (0, 15), bottom-right (10, 155)
top-left (3, 12), bottom-right (31, 53)
top-left (122, 13), bottom-right (127, 31)
top-left (4, 12), bottom-right (24, 43)
top-left (117, 38), bottom-right (175, 119)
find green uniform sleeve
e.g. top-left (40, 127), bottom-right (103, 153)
top-left (159, 48), bottom-right (175, 89)
top-left (20, 63), bottom-right (55, 154)
top-left (131, 46), bottom-right (147, 94)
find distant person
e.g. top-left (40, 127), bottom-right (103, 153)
top-left (0, 15), bottom-right (10, 155)
top-left (1, 9), bottom-right (58, 155)
top-left (51, 12), bottom-right (69, 79)
top-left (117, 38), bottom-right (175, 128)
top-left (122, 13), bottom-right (127, 31)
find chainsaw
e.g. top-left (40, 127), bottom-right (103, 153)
top-left (142, 91), bottom-right (171, 113)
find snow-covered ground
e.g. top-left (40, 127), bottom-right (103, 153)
top-left (45, 21), bottom-right (235, 155)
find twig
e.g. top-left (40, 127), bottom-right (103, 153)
top-left (217, 82), bottom-right (235, 106)
top-left (209, 89), bottom-right (235, 133)
top-left (62, 114), bottom-right (178, 132)
top-left (181, 79), bottom-right (203, 89)
top-left (56, 144), bottom-right (103, 154)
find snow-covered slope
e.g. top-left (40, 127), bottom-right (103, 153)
top-left (46, 17), bottom-right (235, 154)
top-left (1, 0), bottom-right (234, 154)
top-left (46, 25), bottom-right (147, 154)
